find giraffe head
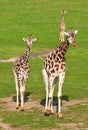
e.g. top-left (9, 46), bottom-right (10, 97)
top-left (61, 9), bottom-right (66, 16)
top-left (23, 35), bottom-right (37, 48)
top-left (64, 28), bottom-right (78, 46)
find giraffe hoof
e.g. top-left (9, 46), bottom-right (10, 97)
top-left (44, 112), bottom-right (50, 116)
top-left (20, 107), bottom-right (24, 111)
top-left (50, 111), bottom-right (55, 115)
top-left (16, 107), bottom-right (19, 109)
top-left (20, 108), bottom-right (24, 111)
top-left (16, 104), bottom-right (19, 109)
top-left (44, 109), bottom-right (51, 116)
top-left (57, 112), bottom-right (63, 118)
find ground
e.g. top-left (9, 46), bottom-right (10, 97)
top-left (0, 96), bottom-right (88, 130)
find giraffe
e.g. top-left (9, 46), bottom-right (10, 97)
top-left (12, 35), bottom-right (36, 111)
top-left (59, 10), bottom-right (66, 42)
top-left (42, 28), bottom-right (78, 118)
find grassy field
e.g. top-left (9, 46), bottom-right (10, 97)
top-left (0, 0), bottom-right (88, 130)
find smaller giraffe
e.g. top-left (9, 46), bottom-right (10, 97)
top-left (59, 10), bottom-right (66, 42)
top-left (42, 28), bottom-right (78, 118)
top-left (12, 35), bottom-right (36, 111)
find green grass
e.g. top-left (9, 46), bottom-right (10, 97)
top-left (0, 62), bottom-right (15, 98)
top-left (0, 0), bottom-right (88, 129)
top-left (0, 57), bottom-right (88, 99)
top-left (0, 0), bottom-right (88, 58)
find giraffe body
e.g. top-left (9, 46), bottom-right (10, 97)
top-left (42, 28), bottom-right (78, 117)
top-left (13, 35), bottom-right (36, 110)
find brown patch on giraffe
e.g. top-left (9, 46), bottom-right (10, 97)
top-left (58, 53), bottom-right (62, 59)
top-left (50, 69), bottom-right (55, 73)
top-left (61, 64), bottom-right (65, 70)
top-left (55, 64), bottom-right (59, 69)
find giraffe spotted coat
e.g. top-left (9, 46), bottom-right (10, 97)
top-left (42, 28), bottom-right (78, 118)
top-left (13, 35), bottom-right (36, 110)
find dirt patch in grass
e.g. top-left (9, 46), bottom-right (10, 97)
top-left (59, 122), bottom-right (84, 130)
top-left (0, 57), bottom-right (19, 63)
top-left (62, 98), bottom-right (88, 110)
top-left (0, 118), bottom-right (25, 130)
top-left (0, 119), bottom-right (11, 130)
top-left (0, 48), bottom-right (53, 63)
top-left (0, 96), bottom-right (43, 112)
top-left (33, 48), bottom-right (54, 58)
top-left (0, 96), bottom-right (88, 112)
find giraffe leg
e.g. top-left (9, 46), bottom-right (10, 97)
top-left (47, 76), bottom-right (55, 115)
top-left (20, 91), bottom-right (24, 111)
top-left (42, 69), bottom-right (49, 115)
top-left (20, 83), bottom-right (25, 111)
top-left (16, 87), bottom-right (20, 109)
top-left (57, 72), bottom-right (65, 118)
top-left (50, 77), bottom-right (58, 115)
top-left (13, 70), bottom-right (20, 109)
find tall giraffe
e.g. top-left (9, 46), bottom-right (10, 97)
top-left (59, 10), bottom-right (66, 42)
top-left (42, 28), bottom-right (78, 118)
top-left (12, 35), bottom-right (36, 111)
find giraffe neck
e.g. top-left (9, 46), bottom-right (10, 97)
top-left (62, 15), bottom-right (64, 22)
top-left (24, 47), bottom-right (30, 61)
top-left (61, 40), bottom-right (69, 55)
top-left (56, 40), bottom-right (69, 59)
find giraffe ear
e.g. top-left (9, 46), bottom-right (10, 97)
top-left (33, 38), bottom-right (37, 42)
top-left (64, 32), bottom-right (69, 36)
top-left (74, 30), bottom-right (78, 35)
top-left (23, 38), bottom-right (26, 42)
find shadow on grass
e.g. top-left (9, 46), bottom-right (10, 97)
top-left (12, 92), bottom-right (32, 103)
top-left (40, 95), bottom-right (69, 107)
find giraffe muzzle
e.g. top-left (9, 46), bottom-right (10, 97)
top-left (72, 42), bottom-right (77, 47)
